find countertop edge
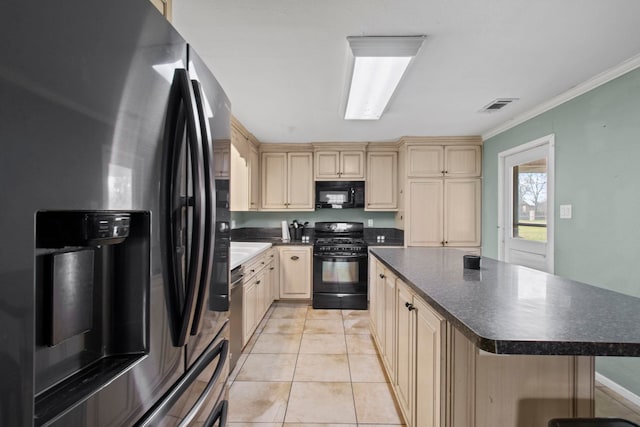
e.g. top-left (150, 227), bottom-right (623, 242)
top-left (370, 248), bottom-right (640, 356)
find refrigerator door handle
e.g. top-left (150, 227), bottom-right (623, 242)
top-left (203, 399), bottom-right (228, 427)
top-left (161, 68), bottom-right (206, 347)
top-left (189, 79), bottom-right (216, 336)
top-left (134, 338), bottom-right (229, 427)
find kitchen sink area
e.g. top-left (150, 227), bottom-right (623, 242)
top-left (230, 241), bottom-right (272, 269)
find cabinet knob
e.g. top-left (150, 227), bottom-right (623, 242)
top-left (250, 269), bottom-right (255, 273)
top-left (269, 267), bottom-right (274, 270)
top-left (441, 170), bottom-right (445, 174)
top-left (261, 261), bottom-right (265, 264)
top-left (405, 302), bottom-right (415, 311)
top-left (379, 273), bottom-right (385, 279)
top-left (291, 255), bottom-right (299, 261)
top-left (256, 280), bottom-right (261, 285)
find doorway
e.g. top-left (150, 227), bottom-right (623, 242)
top-left (498, 134), bottom-right (555, 273)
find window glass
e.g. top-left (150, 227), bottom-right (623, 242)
top-left (513, 158), bottom-right (547, 242)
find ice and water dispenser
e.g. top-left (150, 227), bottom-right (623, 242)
top-left (34, 211), bottom-right (150, 424)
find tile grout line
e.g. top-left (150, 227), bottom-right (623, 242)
top-left (344, 309), bottom-right (360, 426)
top-left (280, 302), bottom-right (308, 425)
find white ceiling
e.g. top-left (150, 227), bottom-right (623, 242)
top-left (173, 0), bottom-right (640, 143)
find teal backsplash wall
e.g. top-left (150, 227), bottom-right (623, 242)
top-left (231, 209), bottom-right (397, 228)
top-left (482, 67), bottom-right (640, 396)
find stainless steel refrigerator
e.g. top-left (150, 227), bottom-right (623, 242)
top-left (0, 0), bottom-right (231, 426)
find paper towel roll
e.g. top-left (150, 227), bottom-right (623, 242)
top-left (281, 221), bottom-right (290, 241)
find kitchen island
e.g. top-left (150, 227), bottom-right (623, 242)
top-left (369, 247), bottom-right (640, 427)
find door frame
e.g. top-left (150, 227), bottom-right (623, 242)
top-left (497, 134), bottom-right (555, 272)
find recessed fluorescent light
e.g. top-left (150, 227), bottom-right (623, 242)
top-left (344, 36), bottom-right (425, 120)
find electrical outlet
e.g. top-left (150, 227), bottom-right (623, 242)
top-left (231, 220), bottom-right (237, 229)
top-left (367, 219), bottom-right (373, 227)
top-left (560, 204), bottom-right (572, 219)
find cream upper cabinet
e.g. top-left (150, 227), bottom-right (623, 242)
top-left (366, 151), bottom-right (397, 211)
top-left (408, 145), bottom-right (444, 177)
top-left (230, 120), bottom-right (259, 211)
top-left (148, 0), bottom-right (171, 20)
top-left (445, 145), bottom-right (482, 177)
top-left (407, 144), bottom-right (481, 178)
top-left (248, 145), bottom-right (260, 209)
top-left (261, 151), bottom-right (314, 211)
top-left (407, 178), bottom-right (480, 247)
top-left (279, 246), bottom-right (312, 299)
top-left (213, 143), bottom-right (230, 179)
top-left (313, 145), bottom-right (366, 180)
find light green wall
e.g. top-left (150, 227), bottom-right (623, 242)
top-left (231, 209), bottom-right (397, 228)
top-left (482, 67), bottom-right (640, 395)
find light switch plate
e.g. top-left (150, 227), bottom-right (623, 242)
top-left (367, 219), bottom-right (373, 227)
top-left (560, 204), bottom-right (572, 219)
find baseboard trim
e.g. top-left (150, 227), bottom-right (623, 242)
top-left (595, 371), bottom-right (640, 408)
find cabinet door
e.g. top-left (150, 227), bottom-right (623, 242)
top-left (407, 146), bottom-right (444, 177)
top-left (395, 281), bottom-right (414, 423)
top-left (230, 141), bottom-right (249, 211)
top-left (261, 152), bottom-right (288, 209)
top-left (414, 297), bottom-right (445, 427)
top-left (287, 152), bottom-right (314, 210)
top-left (213, 146), bottom-right (230, 178)
top-left (444, 145), bottom-right (481, 177)
top-left (444, 179), bottom-right (481, 247)
top-left (383, 270), bottom-right (396, 378)
top-left (315, 151), bottom-right (340, 179)
top-left (279, 246), bottom-right (311, 299)
top-left (242, 281), bottom-right (257, 346)
top-left (340, 151), bottom-right (365, 180)
top-left (369, 258), bottom-right (380, 337)
top-left (366, 151), bottom-right (397, 210)
top-left (248, 146), bottom-right (260, 210)
top-left (373, 262), bottom-right (386, 352)
top-left (407, 179), bottom-right (443, 246)
top-left (255, 269), bottom-right (268, 322)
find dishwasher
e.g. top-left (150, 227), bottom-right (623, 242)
top-left (229, 265), bottom-right (244, 372)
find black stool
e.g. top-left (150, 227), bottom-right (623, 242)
top-left (549, 418), bottom-right (640, 427)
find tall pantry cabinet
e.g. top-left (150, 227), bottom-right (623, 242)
top-left (397, 137), bottom-right (482, 247)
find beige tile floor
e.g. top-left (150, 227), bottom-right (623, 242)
top-left (229, 301), bottom-right (640, 426)
top-left (228, 302), bottom-right (405, 427)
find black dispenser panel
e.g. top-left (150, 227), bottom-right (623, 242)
top-left (48, 248), bottom-right (95, 346)
top-left (34, 210), bottom-right (150, 426)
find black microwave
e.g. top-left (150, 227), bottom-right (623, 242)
top-left (315, 181), bottom-right (365, 209)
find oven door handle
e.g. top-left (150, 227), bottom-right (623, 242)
top-left (313, 253), bottom-right (369, 259)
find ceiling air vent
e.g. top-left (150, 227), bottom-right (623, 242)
top-left (479, 98), bottom-right (519, 113)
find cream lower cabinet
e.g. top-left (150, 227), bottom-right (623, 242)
top-left (370, 255), bottom-right (594, 427)
top-left (369, 257), bottom-right (396, 375)
top-left (278, 246), bottom-right (312, 299)
top-left (261, 152), bottom-right (314, 211)
top-left (395, 279), bottom-right (445, 427)
top-left (407, 178), bottom-right (480, 247)
top-left (242, 250), bottom-right (275, 347)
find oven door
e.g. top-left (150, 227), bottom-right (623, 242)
top-left (313, 253), bottom-right (368, 294)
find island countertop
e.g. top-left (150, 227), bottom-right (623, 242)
top-left (370, 247), bottom-right (640, 356)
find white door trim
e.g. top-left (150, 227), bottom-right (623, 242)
top-left (497, 134), bottom-right (555, 272)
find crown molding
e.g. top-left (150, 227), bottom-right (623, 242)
top-left (482, 53), bottom-right (640, 140)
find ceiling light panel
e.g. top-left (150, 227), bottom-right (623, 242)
top-left (344, 36), bottom-right (425, 120)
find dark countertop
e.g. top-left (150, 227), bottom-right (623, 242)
top-left (232, 237), bottom-right (313, 246)
top-left (371, 247), bottom-right (640, 356)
